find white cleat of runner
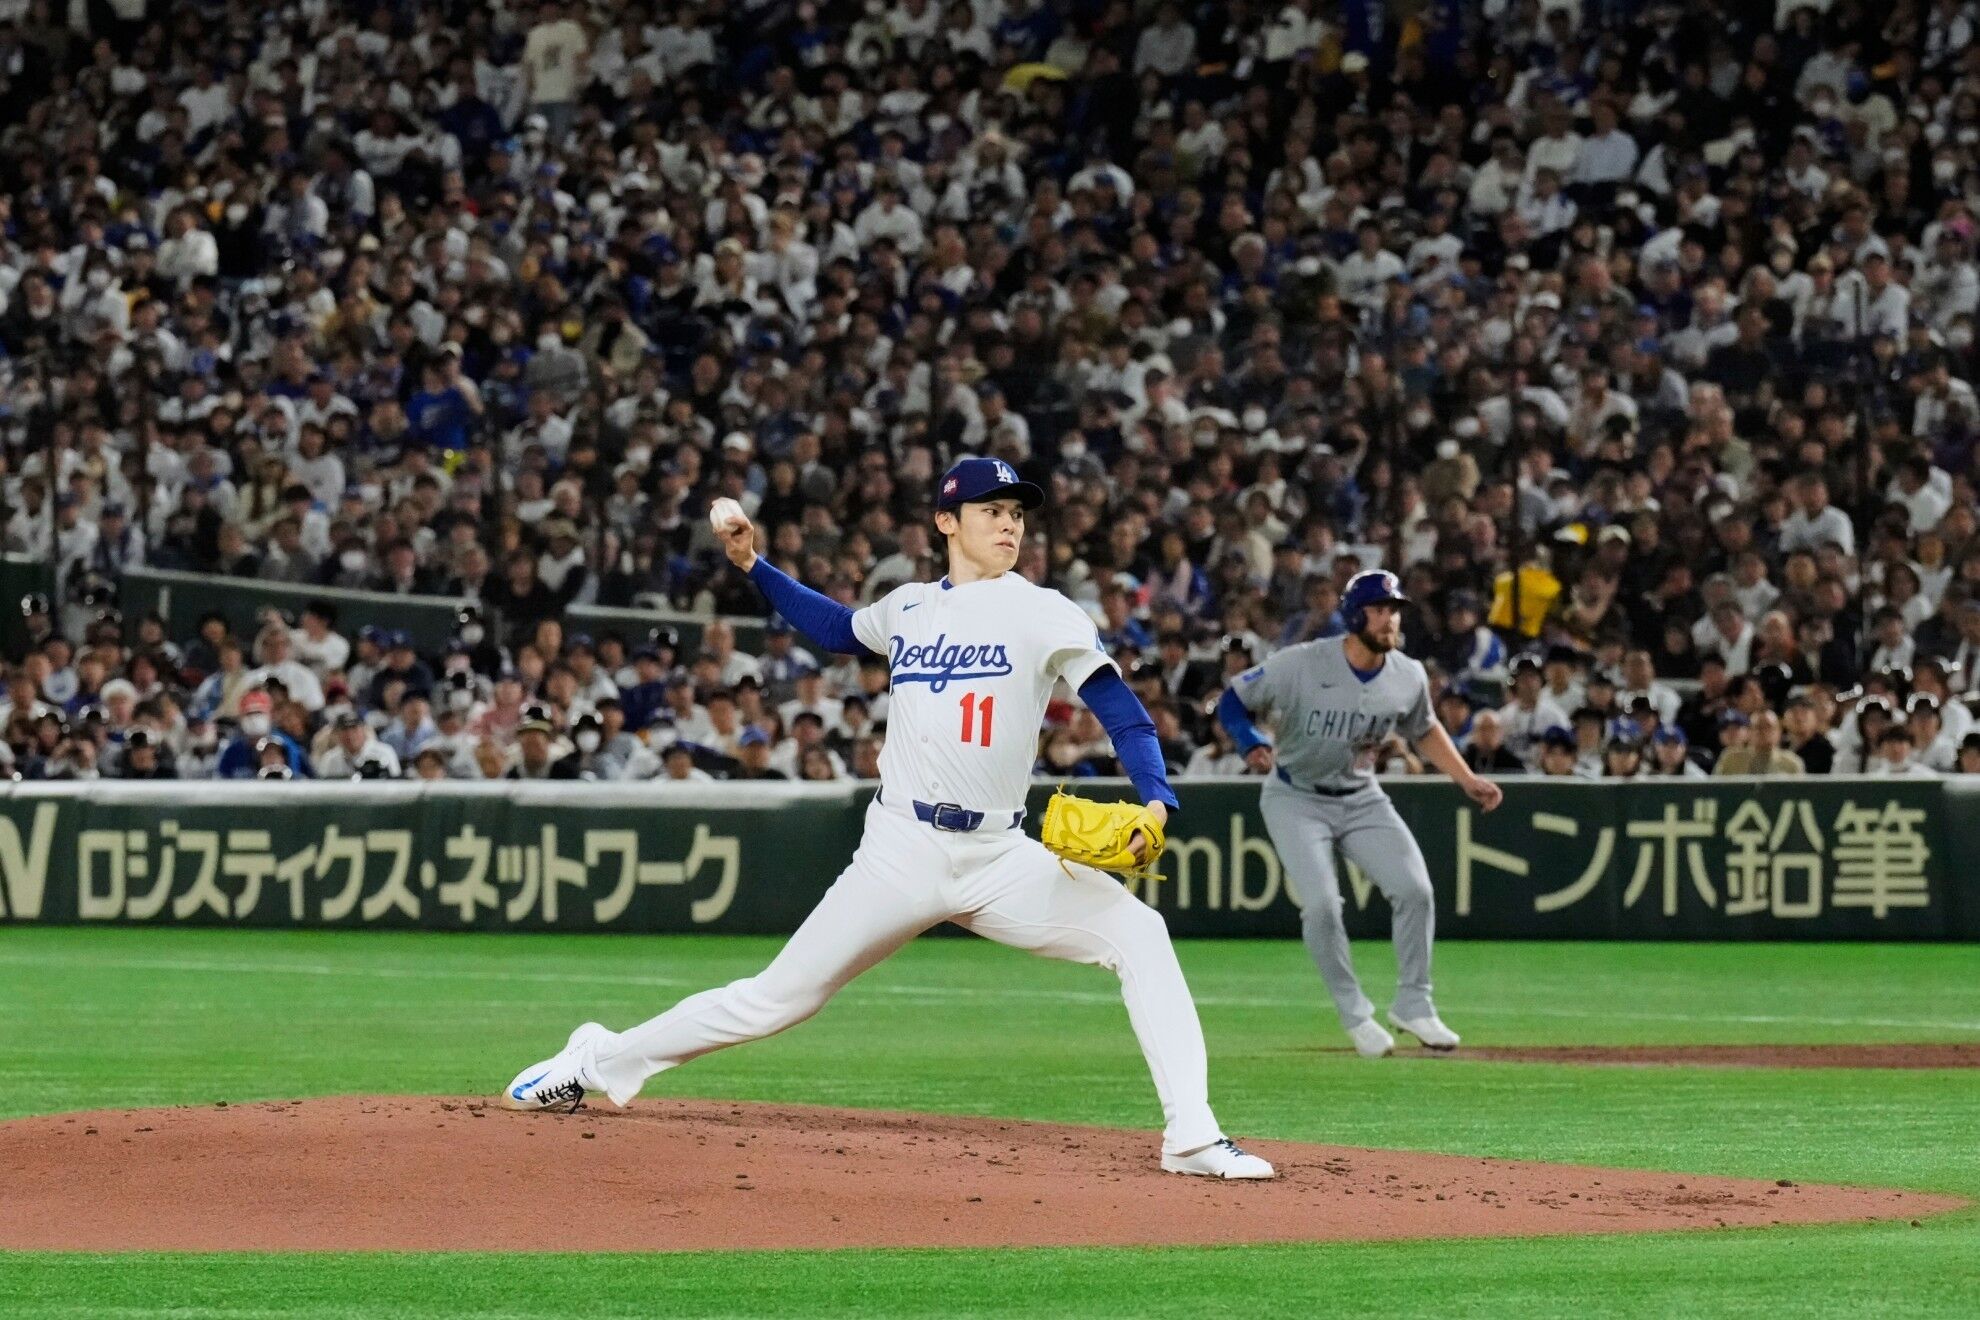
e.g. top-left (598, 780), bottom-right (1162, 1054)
top-left (1347, 1017), bottom-right (1397, 1058)
top-left (1388, 1010), bottom-right (1461, 1051)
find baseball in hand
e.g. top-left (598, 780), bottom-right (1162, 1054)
top-left (709, 497), bottom-right (756, 570)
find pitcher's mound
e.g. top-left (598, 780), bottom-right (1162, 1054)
top-left (0, 1097), bottom-right (1958, 1252)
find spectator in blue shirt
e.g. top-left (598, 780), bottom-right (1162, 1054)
top-left (406, 353), bottom-right (481, 453)
top-left (214, 691), bottom-right (311, 779)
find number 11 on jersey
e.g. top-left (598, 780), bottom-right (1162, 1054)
top-left (959, 692), bottom-right (994, 747)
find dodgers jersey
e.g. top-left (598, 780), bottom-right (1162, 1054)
top-left (851, 573), bottom-right (1115, 815)
top-left (1233, 636), bottom-right (1435, 791)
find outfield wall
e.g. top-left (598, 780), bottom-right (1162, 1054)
top-left (0, 778), bottom-right (1972, 940)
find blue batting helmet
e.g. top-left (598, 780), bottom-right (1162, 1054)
top-left (1341, 570), bottom-right (1409, 633)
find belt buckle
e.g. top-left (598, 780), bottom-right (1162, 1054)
top-left (929, 802), bottom-right (970, 832)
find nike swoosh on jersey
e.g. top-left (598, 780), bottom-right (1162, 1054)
top-left (902, 603), bottom-right (921, 612)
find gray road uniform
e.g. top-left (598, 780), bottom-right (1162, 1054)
top-left (1227, 637), bottom-right (1441, 1029)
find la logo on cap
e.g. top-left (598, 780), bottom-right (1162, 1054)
top-left (994, 461), bottom-right (1016, 484)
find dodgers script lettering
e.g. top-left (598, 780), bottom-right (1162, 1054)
top-left (888, 633), bottom-right (1016, 692)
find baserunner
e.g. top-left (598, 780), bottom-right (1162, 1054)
top-left (1216, 570), bottom-right (1504, 1057)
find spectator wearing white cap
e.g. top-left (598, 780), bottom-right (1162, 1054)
top-left (317, 710), bottom-right (403, 779)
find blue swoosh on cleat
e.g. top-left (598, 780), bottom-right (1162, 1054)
top-left (511, 1070), bottom-right (549, 1100)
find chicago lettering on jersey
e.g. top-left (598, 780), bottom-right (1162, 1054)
top-left (1304, 709), bottom-right (1400, 745)
top-left (888, 633), bottom-right (1015, 692)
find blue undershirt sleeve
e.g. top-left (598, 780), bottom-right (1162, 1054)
top-left (1078, 669), bottom-right (1181, 812)
top-left (1216, 686), bottom-right (1269, 755)
top-left (745, 558), bottom-right (878, 659)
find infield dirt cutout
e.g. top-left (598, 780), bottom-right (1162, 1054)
top-left (0, 1096), bottom-right (1962, 1252)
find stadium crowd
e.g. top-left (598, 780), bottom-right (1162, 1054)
top-left (3, 0), bottom-right (1980, 781)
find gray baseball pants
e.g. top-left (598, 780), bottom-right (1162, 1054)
top-left (1259, 780), bottom-right (1437, 1027)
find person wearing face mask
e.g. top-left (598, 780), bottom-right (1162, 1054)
top-left (549, 710), bottom-right (615, 779)
top-left (213, 689), bottom-right (306, 778)
top-left (448, 604), bottom-right (506, 678)
top-left (326, 539), bottom-right (374, 590)
top-left (437, 667), bottom-right (487, 721)
top-left (63, 259), bottom-right (129, 340)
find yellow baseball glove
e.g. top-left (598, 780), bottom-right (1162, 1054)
top-left (1040, 787), bottom-right (1166, 880)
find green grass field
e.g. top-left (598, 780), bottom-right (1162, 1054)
top-left (2, 927), bottom-right (1977, 1318)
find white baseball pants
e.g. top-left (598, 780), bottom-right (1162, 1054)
top-left (588, 795), bottom-right (1226, 1154)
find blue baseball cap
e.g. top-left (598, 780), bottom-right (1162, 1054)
top-left (1652, 725), bottom-right (1687, 746)
top-left (738, 727), bottom-right (770, 748)
top-left (935, 457), bottom-right (1043, 512)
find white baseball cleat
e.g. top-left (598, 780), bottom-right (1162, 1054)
top-left (1347, 1017), bottom-right (1396, 1058)
top-left (502, 1021), bottom-right (614, 1112)
top-left (1162, 1138), bottom-right (1276, 1180)
top-left (1388, 1010), bottom-right (1461, 1051)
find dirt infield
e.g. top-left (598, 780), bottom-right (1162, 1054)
top-left (0, 1097), bottom-right (1960, 1253)
top-left (1422, 1044), bottom-right (1980, 1069)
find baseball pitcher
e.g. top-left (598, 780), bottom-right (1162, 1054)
top-left (1217, 570), bottom-right (1504, 1058)
top-left (503, 458), bottom-right (1273, 1180)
